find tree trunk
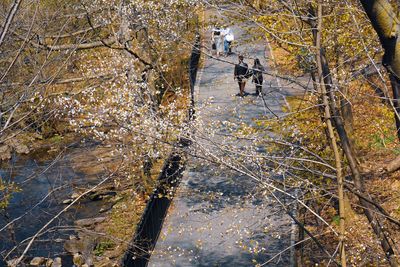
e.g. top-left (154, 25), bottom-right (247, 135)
top-left (319, 29), bottom-right (399, 267)
top-left (389, 75), bottom-right (400, 139)
top-left (340, 88), bottom-right (354, 134)
top-left (359, 0), bottom-right (400, 141)
top-left (310, 3), bottom-right (399, 265)
top-left (315, 3), bottom-right (346, 265)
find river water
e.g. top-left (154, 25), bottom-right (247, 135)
top-left (0, 142), bottom-right (106, 266)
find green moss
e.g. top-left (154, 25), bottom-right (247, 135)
top-left (331, 215), bottom-right (340, 226)
top-left (48, 134), bottom-right (63, 143)
top-left (94, 240), bottom-right (115, 256)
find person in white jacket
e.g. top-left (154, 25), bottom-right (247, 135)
top-left (224, 28), bottom-right (234, 55)
top-left (212, 27), bottom-right (224, 57)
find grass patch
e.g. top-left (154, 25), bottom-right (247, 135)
top-left (94, 240), bottom-right (115, 256)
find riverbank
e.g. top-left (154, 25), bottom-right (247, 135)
top-left (0, 134), bottom-right (168, 267)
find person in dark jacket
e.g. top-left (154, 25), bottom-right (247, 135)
top-left (234, 55), bottom-right (250, 97)
top-left (252, 58), bottom-right (264, 95)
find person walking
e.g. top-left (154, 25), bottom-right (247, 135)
top-left (224, 28), bottom-right (234, 55)
top-left (215, 29), bottom-right (224, 57)
top-left (234, 55), bottom-right (250, 97)
top-left (211, 27), bottom-right (221, 56)
top-left (252, 58), bottom-right (264, 95)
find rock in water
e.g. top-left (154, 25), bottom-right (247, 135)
top-left (64, 234), bottom-right (96, 255)
top-left (30, 257), bottom-right (45, 266)
top-left (64, 239), bottom-right (82, 254)
top-left (74, 217), bottom-right (106, 227)
top-left (52, 257), bottom-right (62, 267)
top-left (62, 198), bottom-right (73, 204)
top-left (45, 258), bottom-right (53, 267)
top-left (0, 145), bottom-right (11, 160)
top-left (73, 253), bottom-right (84, 266)
top-left (14, 143), bottom-right (29, 154)
top-left (6, 258), bottom-right (19, 267)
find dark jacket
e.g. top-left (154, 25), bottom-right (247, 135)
top-left (234, 62), bottom-right (249, 80)
top-left (252, 64), bottom-right (264, 84)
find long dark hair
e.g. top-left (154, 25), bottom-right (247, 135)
top-left (253, 58), bottom-right (261, 68)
